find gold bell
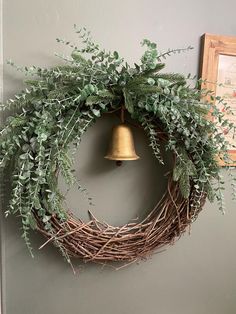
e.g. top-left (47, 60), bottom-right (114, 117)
top-left (105, 123), bottom-right (140, 166)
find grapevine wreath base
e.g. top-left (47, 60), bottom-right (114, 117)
top-left (36, 176), bottom-right (206, 265)
top-left (0, 27), bottom-right (234, 270)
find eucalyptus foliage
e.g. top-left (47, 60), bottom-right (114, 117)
top-left (0, 26), bottom-right (235, 258)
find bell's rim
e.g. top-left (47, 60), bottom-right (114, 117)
top-left (104, 155), bottom-right (140, 161)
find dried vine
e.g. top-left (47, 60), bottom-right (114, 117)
top-left (36, 177), bottom-right (205, 265)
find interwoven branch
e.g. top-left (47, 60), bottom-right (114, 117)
top-left (35, 176), bottom-right (206, 263)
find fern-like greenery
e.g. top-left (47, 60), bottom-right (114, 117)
top-left (0, 26), bottom-right (235, 258)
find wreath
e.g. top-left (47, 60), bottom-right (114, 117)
top-left (1, 27), bottom-right (235, 271)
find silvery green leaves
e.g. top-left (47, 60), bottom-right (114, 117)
top-left (173, 149), bottom-right (197, 198)
top-left (140, 39), bottom-right (192, 72)
top-left (141, 39), bottom-right (158, 71)
top-left (157, 46), bottom-right (193, 61)
top-left (71, 50), bottom-right (87, 64)
top-left (123, 88), bottom-right (134, 114)
top-left (141, 118), bottom-right (164, 165)
top-left (0, 27), bottom-right (235, 261)
top-left (86, 89), bottom-right (119, 108)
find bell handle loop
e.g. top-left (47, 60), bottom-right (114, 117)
top-left (121, 105), bottom-right (125, 124)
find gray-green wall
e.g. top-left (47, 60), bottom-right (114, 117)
top-left (1, 1), bottom-right (236, 313)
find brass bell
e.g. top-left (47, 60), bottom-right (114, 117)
top-left (105, 123), bottom-right (140, 166)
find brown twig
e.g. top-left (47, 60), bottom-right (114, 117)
top-left (35, 174), bottom-right (206, 264)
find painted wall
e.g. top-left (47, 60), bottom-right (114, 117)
top-left (1, 0), bottom-right (236, 313)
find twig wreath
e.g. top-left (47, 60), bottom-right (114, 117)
top-left (0, 27), bottom-right (236, 271)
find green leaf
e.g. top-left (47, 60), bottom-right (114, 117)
top-left (173, 164), bottom-right (183, 181)
top-left (86, 96), bottom-right (103, 105)
top-left (179, 172), bottom-right (190, 198)
top-left (71, 50), bottom-right (86, 63)
top-left (123, 89), bottom-right (134, 114)
top-left (92, 109), bottom-right (101, 117)
top-left (42, 215), bottom-right (51, 223)
top-left (113, 51), bottom-right (119, 59)
top-left (28, 215), bottom-right (37, 229)
top-left (98, 90), bottom-right (115, 99)
top-left (206, 183), bottom-right (215, 202)
top-left (147, 78), bottom-right (155, 85)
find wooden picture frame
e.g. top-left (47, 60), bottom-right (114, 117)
top-left (200, 33), bottom-right (236, 166)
